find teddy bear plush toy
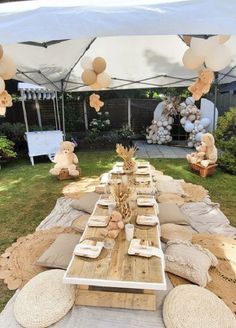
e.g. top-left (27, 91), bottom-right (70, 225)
top-left (49, 141), bottom-right (80, 177)
top-left (200, 133), bottom-right (217, 167)
top-left (186, 141), bottom-right (207, 164)
top-left (102, 210), bottom-right (124, 239)
top-left (188, 69), bottom-right (214, 101)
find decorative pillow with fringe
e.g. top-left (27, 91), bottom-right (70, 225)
top-left (165, 240), bottom-right (218, 287)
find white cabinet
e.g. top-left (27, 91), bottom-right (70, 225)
top-left (25, 130), bottom-right (63, 165)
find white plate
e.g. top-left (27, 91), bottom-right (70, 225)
top-left (136, 215), bottom-right (158, 226)
top-left (128, 239), bottom-right (163, 258)
top-left (74, 241), bottom-right (104, 258)
top-left (88, 215), bottom-right (110, 227)
top-left (137, 197), bottom-right (156, 207)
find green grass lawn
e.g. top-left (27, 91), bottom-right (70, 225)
top-left (0, 150), bottom-right (235, 311)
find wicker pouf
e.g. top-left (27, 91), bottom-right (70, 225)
top-left (163, 285), bottom-right (236, 328)
top-left (14, 270), bottom-right (75, 328)
top-left (161, 223), bottom-right (196, 243)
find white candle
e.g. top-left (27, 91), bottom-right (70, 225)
top-left (125, 224), bottom-right (134, 241)
top-left (122, 175), bottom-right (128, 184)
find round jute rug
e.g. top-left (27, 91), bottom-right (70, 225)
top-left (181, 182), bottom-right (208, 202)
top-left (163, 285), bottom-right (236, 328)
top-left (0, 227), bottom-right (77, 290)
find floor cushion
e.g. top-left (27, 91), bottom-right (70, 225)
top-left (163, 285), bottom-right (236, 328)
top-left (70, 192), bottom-right (100, 214)
top-left (161, 223), bottom-right (196, 243)
top-left (165, 240), bottom-right (218, 287)
top-left (157, 193), bottom-right (185, 206)
top-left (157, 180), bottom-right (185, 196)
top-left (14, 269), bottom-right (75, 328)
top-left (159, 203), bottom-right (189, 225)
top-left (35, 233), bottom-right (81, 269)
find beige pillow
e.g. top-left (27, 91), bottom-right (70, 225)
top-left (71, 192), bottom-right (100, 214)
top-left (35, 233), bottom-right (81, 269)
top-left (165, 240), bottom-right (218, 287)
top-left (159, 203), bottom-right (189, 225)
top-left (161, 223), bottom-right (196, 243)
top-left (157, 180), bottom-right (185, 196)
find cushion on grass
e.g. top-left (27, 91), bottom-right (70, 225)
top-left (157, 180), bottom-right (185, 196)
top-left (14, 270), bottom-right (75, 328)
top-left (159, 203), bottom-right (189, 225)
top-left (35, 233), bottom-right (81, 269)
top-left (161, 224), bottom-right (196, 243)
top-left (163, 285), bottom-right (236, 328)
top-left (165, 240), bottom-right (218, 287)
top-left (70, 192), bottom-right (100, 214)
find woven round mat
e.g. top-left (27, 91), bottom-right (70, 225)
top-left (168, 234), bottom-right (236, 315)
top-left (0, 227), bottom-right (77, 290)
top-left (163, 285), bottom-right (236, 328)
top-left (14, 269), bottom-right (75, 328)
top-left (160, 223), bottom-right (196, 243)
top-left (71, 214), bottom-right (90, 232)
top-left (157, 193), bottom-right (185, 206)
top-left (181, 182), bottom-right (208, 202)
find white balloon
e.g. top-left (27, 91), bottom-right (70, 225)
top-left (198, 124), bottom-right (204, 131)
top-left (180, 109), bottom-right (186, 116)
top-left (219, 35), bottom-right (230, 44)
top-left (180, 117), bottom-right (186, 125)
top-left (188, 114), bottom-right (196, 122)
top-left (167, 125), bottom-right (172, 130)
top-left (168, 117), bottom-right (174, 124)
top-left (188, 141), bottom-right (194, 148)
top-left (190, 36), bottom-right (219, 57)
top-left (0, 76), bottom-right (5, 92)
top-left (164, 130), bottom-right (168, 135)
top-left (157, 121), bottom-right (162, 127)
top-left (185, 97), bottom-right (195, 105)
top-left (180, 102), bottom-right (186, 108)
top-left (205, 45), bottom-right (231, 71)
top-left (158, 141), bottom-right (162, 145)
top-left (185, 121), bottom-right (194, 132)
top-left (195, 132), bottom-right (203, 142)
top-left (163, 120), bottom-right (168, 127)
top-left (159, 126), bottom-right (164, 131)
top-left (80, 57), bottom-right (93, 70)
top-left (200, 117), bottom-right (210, 128)
top-left (182, 48), bottom-right (204, 70)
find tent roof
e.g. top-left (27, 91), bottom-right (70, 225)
top-left (1, 1), bottom-right (236, 91)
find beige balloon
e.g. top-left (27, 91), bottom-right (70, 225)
top-left (92, 57), bottom-right (106, 74)
top-left (90, 81), bottom-right (101, 91)
top-left (182, 48), bottom-right (204, 70)
top-left (97, 72), bottom-right (111, 88)
top-left (219, 35), bottom-right (230, 44)
top-left (0, 55), bottom-right (17, 80)
top-left (205, 45), bottom-right (231, 71)
top-left (81, 69), bottom-right (97, 86)
top-left (0, 77), bottom-right (5, 92)
top-left (0, 45), bottom-right (3, 60)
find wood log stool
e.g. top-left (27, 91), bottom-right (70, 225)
top-left (190, 163), bottom-right (217, 178)
top-left (57, 167), bottom-right (81, 180)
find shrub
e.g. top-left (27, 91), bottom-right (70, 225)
top-left (0, 122), bottom-right (26, 149)
top-left (89, 111), bottom-right (111, 134)
top-left (117, 124), bottom-right (134, 139)
top-left (0, 137), bottom-right (17, 160)
top-left (215, 108), bottom-right (236, 174)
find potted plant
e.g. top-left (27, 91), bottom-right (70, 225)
top-left (0, 136), bottom-right (17, 166)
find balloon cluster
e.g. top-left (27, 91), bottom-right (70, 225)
top-left (21, 89), bottom-right (56, 101)
top-left (80, 56), bottom-right (111, 90)
top-left (146, 117), bottom-right (173, 145)
top-left (180, 100), bottom-right (210, 147)
top-left (182, 35), bottom-right (232, 71)
top-left (0, 45), bottom-right (16, 116)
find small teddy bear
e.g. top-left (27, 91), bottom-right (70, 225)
top-left (188, 69), bottom-right (214, 101)
top-left (49, 141), bottom-right (80, 177)
top-left (102, 210), bottom-right (124, 239)
top-left (89, 93), bottom-right (104, 112)
top-left (186, 141), bottom-right (207, 164)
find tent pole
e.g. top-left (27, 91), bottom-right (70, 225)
top-left (61, 80), bottom-right (66, 140)
top-left (213, 72), bottom-right (218, 133)
top-left (35, 99), bottom-right (42, 128)
top-left (128, 98), bottom-right (131, 128)
top-left (83, 99), bottom-right (88, 130)
top-left (52, 97), bottom-right (58, 130)
top-left (20, 90), bottom-right (29, 132)
top-left (55, 92), bottom-right (61, 131)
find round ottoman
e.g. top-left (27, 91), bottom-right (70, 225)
top-left (14, 269), bottom-right (75, 328)
top-left (163, 285), bottom-right (236, 328)
top-left (161, 223), bottom-right (196, 243)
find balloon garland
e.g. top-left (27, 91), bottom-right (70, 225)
top-left (0, 45), bottom-right (16, 116)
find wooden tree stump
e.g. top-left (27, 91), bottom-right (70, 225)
top-left (190, 163), bottom-right (217, 178)
top-left (57, 167), bottom-right (81, 180)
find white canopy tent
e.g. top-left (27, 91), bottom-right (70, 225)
top-left (1, 0), bottom-right (236, 136)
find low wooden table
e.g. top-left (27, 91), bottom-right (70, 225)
top-left (64, 203), bottom-right (166, 310)
top-left (190, 163), bottom-right (217, 178)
